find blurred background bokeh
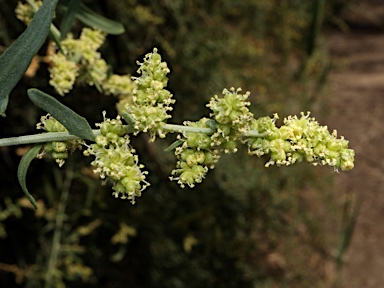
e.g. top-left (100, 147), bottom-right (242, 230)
top-left (0, 0), bottom-right (375, 287)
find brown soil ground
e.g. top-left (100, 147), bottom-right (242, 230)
top-left (327, 1), bottom-right (384, 287)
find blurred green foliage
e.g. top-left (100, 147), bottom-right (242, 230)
top-left (0, 0), bottom-right (354, 287)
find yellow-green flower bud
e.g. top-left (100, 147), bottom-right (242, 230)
top-left (180, 149), bottom-right (195, 162)
top-left (95, 135), bottom-right (108, 147)
top-left (52, 151), bottom-right (69, 160)
top-left (203, 151), bottom-right (216, 167)
top-left (185, 132), bottom-right (212, 150)
top-left (52, 142), bottom-right (67, 153)
top-left (177, 165), bottom-right (207, 188)
top-left (340, 149), bottom-right (355, 171)
top-left (271, 150), bottom-right (286, 162)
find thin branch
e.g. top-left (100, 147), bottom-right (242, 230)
top-left (0, 124), bottom-right (265, 147)
top-left (44, 166), bottom-right (74, 288)
top-left (0, 130), bottom-right (100, 147)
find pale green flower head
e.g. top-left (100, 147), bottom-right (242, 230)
top-left (207, 87), bottom-right (254, 153)
top-left (129, 105), bottom-right (172, 140)
top-left (207, 87), bottom-right (252, 126)
top-left (60, 28), bottom-right (106, 65)
top-left (126, 48), bottom-right (175, 141)
top-left (183, 118), bottom-right (213, 150)
top-left (171, 161), bottom-right (209, 188)
top-left (84, 113), bottom-right (149, 204)
top-left (102, 74), bottom-right (136, 97)
top-left (15, 0), bottom-right (42, 25)
top-left (170, 118), bottom-right (220, 188)
top-left (80, 28), bottom-right (106, 51)
top-left (49, 54), bottom-right (79, 96)
top-left (48, 28), bottom-right (108, 95)
top-left (246, 112), bottom-right (355, 171)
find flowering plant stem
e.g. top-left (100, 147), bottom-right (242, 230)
top-left (0, 131), bottom-right (101, 147)
top-left (0, 124), bottom-right (266, 147)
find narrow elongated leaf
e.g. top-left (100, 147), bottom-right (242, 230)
top-left (120, 111), bottom-right (136, 127)
top-left (75, 3), bottom-right (125, 35)
top-left (59, 0), bottom-right (125, 34)
top-left (28, 89), bottom-right (95, 141)
top-left (164, 139), bottom-right (185, 152)
top-left (49, 26), bottom-right (64, 53)
top-left (205, 119), bottom-right (217, 130)
top-left (17, 144), bottom-right (44, 209)
top-left (60, 0), bottom-right (81, 39)
top-left (0, 0), bottom-right (58, 117)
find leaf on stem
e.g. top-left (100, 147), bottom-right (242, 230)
top-left (17, 144), bottom-right (44, 209)
top-left (205, 119), bottom-right (217, 130)
top-left (84, 66), bottom-right (103, 93)
top-left (28, 88), bottom-right (95, 141)
top-left (76, 3), bottom-right (125, 35)
top-left (0, 0), bottom-right (58, 117)
top-left (60, 1), bottom-right (125, 35)
top-left (59, 0), bottom-right (81, 39)
top-left (120, 111), bottom-right (136, 127)
top-left (49, 27), bottom-right (64, 54)
top-left (164, 139), bottom-right (185, 152)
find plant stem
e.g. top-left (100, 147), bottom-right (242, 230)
top-left (0, 130), bottom-right (100, 147)
top-left (44, 166), bottom-right (73, 288)
top-left (164, 124), bottom-right (214, 134)
top-left (0, 125), bottom-right (266, 147)
top-left (164, 124), bottom-right (266, 137)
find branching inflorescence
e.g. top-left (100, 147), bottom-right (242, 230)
top-left (13, 24), bottom-right (354, 205)
top-left (245, 113), bottom-right (355, 171)
top-left (83, 113), bottom-right (149, 204)
top-left (48, 28), bottom-right (108, 95)
top-left (126, 48), bottom-right (175, 141)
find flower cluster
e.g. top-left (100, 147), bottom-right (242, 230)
top-left (170, 118), bottom-right (219, 188)
top-left (207, 87), bottom-right (254, 153)
top-left (16, 4), bottom-right (138, 98)
top-left (103, 74), bottom-right (136, 98)
top-left (84, 112), bottom-right (149, 204)
top-left (245, 112), bottom-right (355, 171)
top-left (15, 0), bottom-right (42, 25)
top-left (49, 53), bottom-right (79, 95)
top-left (169, 87), bottom-right (355, 188)
top-left (15, 3), bottom-right (136, 97)
top-left (49, 28), bottom-right (108, 95)
top-left (123, 48), bottom-right (175, 141)
top-left (36, 114), bottom-right (83, 167)
top-left (170, 88), bottom-right (254, 187)
top-left (31, 45), bottom-right (354, 202)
